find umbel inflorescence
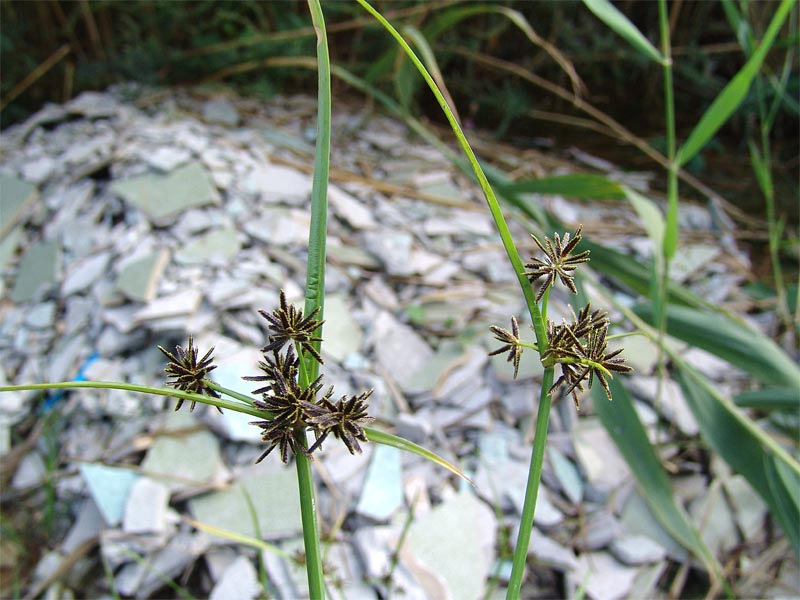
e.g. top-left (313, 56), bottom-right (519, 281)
top-left (159, 290), bottom-right (375, 464)
top-left (490, 226), bottom-right (632, 409)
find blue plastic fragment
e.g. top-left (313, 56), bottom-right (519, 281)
top-left (41, 352), bottom-right (101, 412)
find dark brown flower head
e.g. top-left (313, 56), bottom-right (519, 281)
top-left (549, 361), bottom-right (589, 409)
top-left (157, 336), bottom-right (220, 412)
top-left (306, 390), bottom-right (375, 454)
top-left (489, 316), bottom-right (524, 379)
top-left (258, 289), bottom-right (324, 364)
top-left (579, 324), bottom-right (633, 401)
top-left (254, 371), bottom-right (333, 431)
top-left (544, 319), bottom-right (633, 409)
top-left (248, 423), bottom-right (307, 464)
top-left (569, 304), bottom-right (608, 339)
top-left (242, 345), bottom-right (300, 396)
top-left (525, 225), bottom-right (590, 302)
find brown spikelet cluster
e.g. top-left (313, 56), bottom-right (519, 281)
top-left (489, 229), bottom-right (632, 409)
top-left (246, 291), bottom-right (374, 463)
top-left (158, 291), bottom-right (375, 463)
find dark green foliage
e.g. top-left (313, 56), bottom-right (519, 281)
top-left (3, 0), bottom-right (796, 154)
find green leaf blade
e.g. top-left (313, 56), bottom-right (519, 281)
top-left (593, 379), bottom-right (719, 572)
top-left (675, 366), bottom-right (800, 556)
top-left (582, 0), bottom-right (663, 64)
top-left (677, 0), bottom-right (795, 165)
top-left (634, 304), bottom-right (800, 388)
top-left (365, 427), bottom-right (473, 485)
top-left (499, 174), bottom-right (626, 200)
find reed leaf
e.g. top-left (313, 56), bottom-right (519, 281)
top-left (582, 0), bottom-right (664, 64)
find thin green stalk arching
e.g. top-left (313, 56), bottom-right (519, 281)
top-left (355, 3), bottom-right (555, 598)
top-left (355, 0), bottom-right (547, 349)
top-left (0, 381), bottom-right (266, 419)
top-left (204, 381), bottom-right (257, 406)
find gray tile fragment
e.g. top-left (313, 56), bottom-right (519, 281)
top-left (0, 172), bottom-right (38, 236)
top-left (112, 162), bottom-right (220, 224)
top-left (123, 477), bottom-right (170, 534)
top-left (609, 534), bottom-right (667, 565)
top-left (210, 555), bottom-right (260, 600)
top-left (10, 241), bottom-right (59, 302)
top-left (203, 97), bottom-right (240, 126)
top-left (62, 251), bottom-right (112, 296)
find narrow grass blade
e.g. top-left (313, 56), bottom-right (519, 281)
top-left (0, 381), bottom-right (267, 419)
top-left (355, 0), bottom-right (547, 348)
top-left (582, 0), bottom-right (663, 64)
top-left (734, 387), bottom-right (800, 410)
top-left (592, 379), bottom-right (721, 577)
top-left (422, 4), bottom-right (584, 96)
top-left (625, 187), bottom-right (666, 323)
top-left (401, 24), bottom-right (461, 123)
top-left (677, 0), bottom-right (795, 166)
top-left (184, 517), bottom-right (291, 559)
top-left (675, 366), bottom-right (800, 555)
top-left (634, 303), bottom-right (800, 388)
top-left (498, 174), bottom-right (626, 199)
top-left (626, 188), bottom-right (665, 248)
top-left (365, 427), bottom-right (473, 485)
top-left (303, 0), bottom-right (333, 385)
top-left (765, 455), bottom-right (800, 556)
top-left (299, 3), bottom-right (331, 598)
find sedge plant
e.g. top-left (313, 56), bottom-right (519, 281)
top-left (353, 2), bottom-right (635, 597)
top-left (0, 2), bottom-right (470, 598)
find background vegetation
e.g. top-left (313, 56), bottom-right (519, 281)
top-left (2, 1), bottom-right (797, 220)
top-left (1, 1), bottom-right (798, 597)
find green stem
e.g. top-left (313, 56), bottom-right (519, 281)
top-left (657, 0), bottom-right (678, 299)
top-left (0, 381), bottom-right (266, 419)
top-left (294, 2), bottom-right (331, 597)
top-left (506, 367), bottom-right (555, 599)
top-left (294, 438), bottom-right (325, 599)
top-left (354, 5), bottom-right (558, 596)
top-left (205, 381), bottom-right (257, 406)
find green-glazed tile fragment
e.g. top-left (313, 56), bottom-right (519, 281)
top-left (189, 467), bottom-right (302, 540)
top-left (0, 173), bottom-right (38, 238)
top-left (175, 226), bottom-right (240, 265)
top-left (116, 249), bottom-right (170, 302)
top-left (10, 241), bottom-right (58, 303)
top-left (111, 162), bottom-right (219, 224)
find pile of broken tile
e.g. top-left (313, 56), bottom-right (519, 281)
top-left (0, 87), bottom-right (788, 599)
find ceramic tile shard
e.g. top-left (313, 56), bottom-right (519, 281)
top-left (62, 251), bottom-right (112, 296)
top-left (203, 97), bottom-right (240, 126)
top-left (0, 173), bottom-right (38, 237)
top-left (188, 466), bottom-right (302, 540)
top-left (356, 445), bottom-right (403, 521)
top-left (10, 241), bottom-right (59, 303)
top-left (321, 294), bottom-right (363, 362)
top-left (570, 552), bottom-right (638, 600)
top-left (210, 555), bottom-right (260, 600)
top-left (140, 412), bottom-right (226, 493)
top-left (116, 249), bottom-right (170, 303)
top-left (370, 311), bottom-right (434, 394)
top-left (123, 477), bottom-right (170, 534)
top-left (112, 162), bottom-right (220, 224)
top-left (80, 463), bottom-right (140, 527)
top-left (404, 491), bottom-right (496, 600)
top-left (175, 226), bottom-right (241, 266)
top-left (134, 289), bottom-right (202, 323)
top-left (242, 163), bottom-right (312, 203)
